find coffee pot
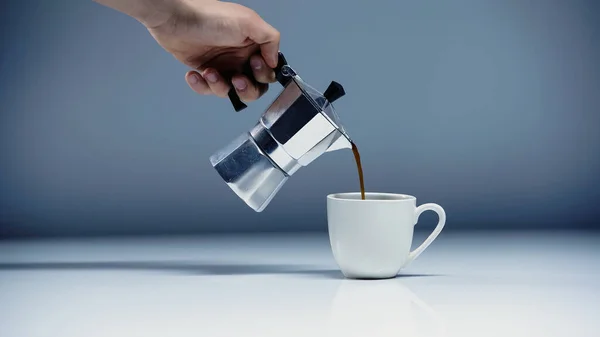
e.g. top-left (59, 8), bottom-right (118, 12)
top-left (209, 52), bottom-right (352, 212)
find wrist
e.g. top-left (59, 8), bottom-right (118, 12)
top-left (94, 0), bottom-right (183, 28)
top-left (136, 0), bottom-right (181, 29)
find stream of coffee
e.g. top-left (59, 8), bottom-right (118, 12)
top-left (351, 142), bottom-right (365, 200)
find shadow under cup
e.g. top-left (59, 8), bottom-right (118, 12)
top-left (326, 192), bottom-right (445, 279)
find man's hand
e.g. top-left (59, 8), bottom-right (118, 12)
top-left (95, 0), bottom-right (281, 103)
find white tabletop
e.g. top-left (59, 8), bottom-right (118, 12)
top-left (1, 231), bottom-right (599, 337)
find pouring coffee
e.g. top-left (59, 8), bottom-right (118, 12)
top-left (209, 52), bottom-right (365, 212)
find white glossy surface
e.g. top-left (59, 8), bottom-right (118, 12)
top-left (327, 192), bottom-right (446, 278)
top-left (1, 231), bottom-right (599, 337)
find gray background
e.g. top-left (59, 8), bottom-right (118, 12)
top-left (1, 0), bottom-right (599, 237)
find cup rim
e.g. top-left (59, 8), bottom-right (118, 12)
top-left (327, 192), bottom-right (416, 202)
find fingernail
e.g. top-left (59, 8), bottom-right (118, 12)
top-left (188, 73), bottom-right (199, 84)
top-left (251, 58), bottom-right (262, 70)
top-left (232, 78), bottom-right (247, 91)
top-left (204, 72), bottom-right (218, 83)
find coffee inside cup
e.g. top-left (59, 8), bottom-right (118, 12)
top-left (330, 192), bottom-right (414, 201)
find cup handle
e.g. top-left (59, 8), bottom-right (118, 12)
top-left (405, 203), bottom-right (446, 265)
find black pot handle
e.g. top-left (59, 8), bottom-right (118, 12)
top-left (228, 52), bottom-right (291, 112)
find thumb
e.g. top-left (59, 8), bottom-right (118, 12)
top-left (243, 13), bottom-right (281, 68)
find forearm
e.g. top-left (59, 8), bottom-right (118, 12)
top-left (93, 0), bottom-right (181, 28)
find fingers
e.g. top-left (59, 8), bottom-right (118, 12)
top-left (242, 13), bottom-right (281, 68)
top-left (258, 35), bottom-right (280, 69)
top-left (185, 69), bottom-right (232, 98)
top-left (250, 54), bottom-right (276, 84)
top-left (185, 71), bottom-right (211, 95)
top-left (186, 70), bottom-right (268, 102)
top-left (200, 69), bottom-right (230, 98)
top-left (231, 59), bottom-right (272, 102)
top-left (231, 75), bottom-right (268, 102)
top-left (186, 53), bottom-right (276, 102)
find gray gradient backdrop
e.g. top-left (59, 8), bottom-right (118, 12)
top-left (1, 0), bottom-right (599, 237)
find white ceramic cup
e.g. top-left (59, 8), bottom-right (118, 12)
top-left (327, 192), bottom-right (446, 279)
